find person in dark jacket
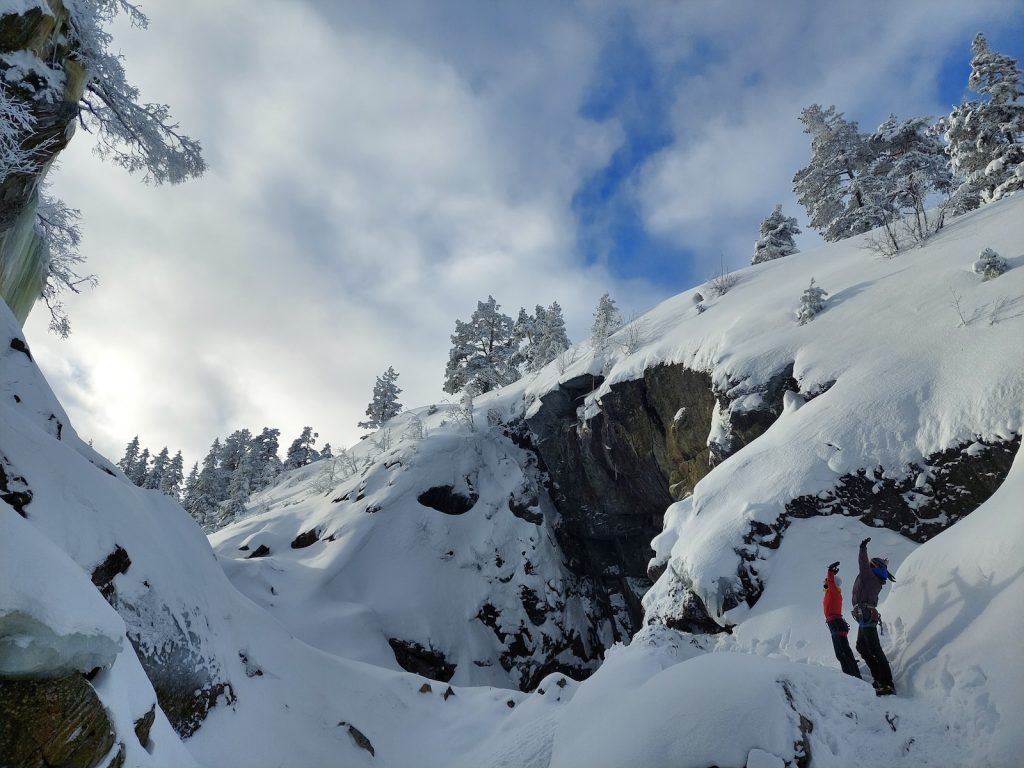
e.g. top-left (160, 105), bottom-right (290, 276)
top-left (823, 560), bottom-right (861, 678)
top-left (851, 537), bottom-right (896, 695)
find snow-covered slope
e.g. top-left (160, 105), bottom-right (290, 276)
top-left (0, 304), bottom-right (522, 767)
top-left (211, 422), bottom-right (613, 689)
top-left (3, 195), bottom-right (1022, 768)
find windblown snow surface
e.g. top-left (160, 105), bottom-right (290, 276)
top-left (3, 195), bottom-right (1023, 767)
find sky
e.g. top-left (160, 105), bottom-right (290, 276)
top-left (21, 0), bottom-right (1024, 468)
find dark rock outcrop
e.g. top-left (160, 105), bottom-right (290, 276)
top-left (133, 704), bottom-right (155, 747)
top-left (387, 638), bottom-right (456, 682)
top-left (417, 486), bottom-right (478, 515)
top-left (524, 364), bottom-right (792, 638)
top-left (90, 545), bottom-right (131, 600)
top-left (290, 528), bottom-right (320, 549)
top-left (0, 455), bottom-right (32, 517)
top-left (0, 674), bottom-right (116, 768)
top-left (726, 434), bottom-right (1022, 610)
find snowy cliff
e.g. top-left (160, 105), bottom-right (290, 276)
top-left (2, 193), bottom-right (1023, 767)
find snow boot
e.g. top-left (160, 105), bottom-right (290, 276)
top-left (875, 684), bottom-right (896, 696)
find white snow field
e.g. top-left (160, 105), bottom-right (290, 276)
top-left (2, 194), bottom-right (1023, 767)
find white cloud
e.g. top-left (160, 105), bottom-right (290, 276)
top-left (631, 0), bottom-right (1021, 273)
top-left (22, 0), bottom-right (1019, 467)
top-left (23, 0), bottom-right (644, 465)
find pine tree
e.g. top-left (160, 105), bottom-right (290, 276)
top-left (182, 462), bottom-right (199, 508)
top-left (186, 439), bottom-right (224, 530)
top-left (223, 449), bottom-right (256, 525)
top-left (531, 302), bottom-right (571, 370)
top-left (320, 443), bottom-right (333, 460)
top-left (129, 447), bottom-right (151, 486)
top-left (284, 427), bottom-right (319, 470)
top-left (218, 429), bottom-right (252, 487)
top-left (144, 446), bottom-right (170, 490)
top-left (358, 367), bottom-right (403, 429)
top-left (249, 427), bottom-right (282, 492)
top-left (867, 114), bottom-right (954, 240)
top-left (752, 205), bottom-right (801, 264)
top-left (941, 34), bottom-right (1024, 206)
top-left (117, 436), bottom-right (141, 477)
top-left (793, 104), bottom-right (888, 241)
top-left (443, 296), bottom-right (518, 394)
top-left (160, 450), bottom-right (185, 499)
top-left (591, 293), bottom-right (622, 354)
top-left (796, 279), bottom-right (828, 325)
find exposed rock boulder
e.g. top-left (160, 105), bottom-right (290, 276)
top-left (387, 638), bottom-right (455, 682)
top-left (0, 673), bottom-right (116, 768)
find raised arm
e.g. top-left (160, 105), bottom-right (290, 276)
top-left (859, 537), bottom-right (871, 578)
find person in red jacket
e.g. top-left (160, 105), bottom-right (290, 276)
top-left (823, 561), bottom-right (862, 678)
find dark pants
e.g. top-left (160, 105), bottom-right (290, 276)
top-left (827, 619), bottom-right (862, 678)
top-left (856, 624), bottom-right (894, 689)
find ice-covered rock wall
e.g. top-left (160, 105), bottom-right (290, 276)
top-left (0, 0), bottom-right (87, 324)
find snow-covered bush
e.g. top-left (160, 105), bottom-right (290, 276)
top-left (795, 278), bottom-right (827, 325)
top-left (708, 268), bottom-right (740, 297)
top-left (973, 247), bottom-right (1009, 279)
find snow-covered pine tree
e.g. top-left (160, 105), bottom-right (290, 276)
top-left (218, 429), bottom-right (252, 483)
top-left (941, 34), bottom-right (1024, 206)
top-left (751, 205), bottom-right (801, 264)
top-left (796, 278), bottom-right (828, 325)
top-left (320, 443), bottom-right (333, 460)
top-left (182, 462), bottom-right (199, 509)
top-left (284, 427), bottom-right (319, 470)
top-left (511, 307), bottom-right (539, 370)
top-left (591, 293), bottom-right (622, 354)
top-left (249, 427), bottom-right (283, 493)
top-left (443, 296), bottom-right (518, 394)
top-left (223, 449), bottom-right (256, 526)
top-left (531, 302), bottom-right (571, 370)
top-left (129, 447), bottom-right (150, 486)
top-left (186, 439), bottom-right (224, 530)
top-left (358, 367), bottom-right (403, 429)
top-left (117, 436), bottom-right (141, 477)
top-left (159, 450), bottom-right (185, 499)
top-left (793, 105), bottom-right (888, 241)
top-left (144, 446), bottom-right (170, 490)
top-left (867, 114), bottom-right (954, 241)
top-left (973, 247), bottom-right (1009, 280)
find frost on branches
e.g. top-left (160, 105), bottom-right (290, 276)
top-left (795, 278), bottom-right (827, 325)
top-left (358, 366), bottom-right (403, 430)
top-left (940, 34), bottom-right (1024, 207)
top-left (0, 0), bottom-right (205, 336)
top-left (443, 296), bottom-right (518, 394)
top-left (793, 105), bottom-right (882, 242)
top-left (591, 292), bottom-right (622, 354)
top-left (972, 248), bottom-right (1008, 280)
top-left (751, 204), bottom-right (800, 264)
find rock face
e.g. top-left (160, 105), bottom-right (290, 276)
top-left (0, 0), bottom-right (88, 324)
top-left (0, 673), bottom-right (117, 768)
top-left (523, 361), bottom-right (1017, 636)
top-left (90, 545), bottom-right (234, 738)
top-left (524, 364), bottom-right (792, 638)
